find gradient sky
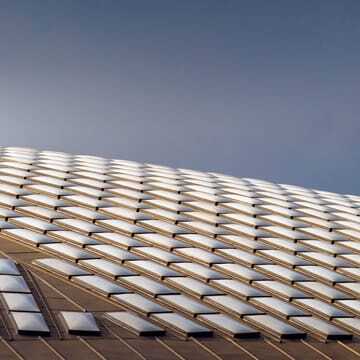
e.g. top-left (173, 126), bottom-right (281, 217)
top-left (0, 1), bottom-right (359, 194)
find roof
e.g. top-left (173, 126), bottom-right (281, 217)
top-left (0, 147), bottom-right (358, 359)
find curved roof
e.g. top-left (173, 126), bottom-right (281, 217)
top-left (0, 147), bottom-right (358, 358)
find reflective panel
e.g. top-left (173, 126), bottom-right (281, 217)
top-left (263, 226), bottom-right (312, 240)
top-left (16, 206), bottom-right (65, 221)
top-left (245, 314), bottom-right (305, 339)
top-left (298, 252), bottom-right (351, 269)
top-left (175, 248), bottom-right (229, 266)
top-left (198, 314), bottom-right (259, 338)
top-left (211, 279), bottom-right (269, 299)
top-left (219, 235), bottom-right (271, 251)
top-left (87, 244), bottom-right (139, 262)
top-left (258, 250), bottom-right (310, 267)
top-left (104, 312), bottom-right (165, 336)
top-left (3, 229), bottom-right (59, 247)
top-left (341, 254), bottom-right (360, 266)
top-left (11, 312), bottom-right (50, 335)
top-left (40, 243), bottom-right (97, 261)
top-left (65, 195), bottom-right (110, 209)
top-left (299, 227), bottom-right (348, 242)
top-left (60, 311), bottom-right (100, 335)
top-left (151, 313), bottom-right (212, 337)
top-left (100, 207), bottom-right (152, 222)
top-left (136, 233), bottom-right (186, 250)
top-left (253, 280), bottom-right (310, 300)
top-left (166, 277), bottom-right (222, 298)
top-left (178, 234), bottom-right (231, 250)
top-left (112, 293), bottom-right (170, 315)
top-left (33, 258), bottom-right (90, 278)
top-left (126, 260), bottom-right (180, 279)
top-left (171, 262), bottom-right (226, 281)
top-left (118, 276), bottom-right (178, 297)
top-left (303, 240), bottom-right (350, 255)
top-left (0, 275), bottom-right (30, 293)
top-left (186, 200), bottom-right (229, 214)
top-left (297, 265), bottom-right (351, 285)
top-left (92, 232), bottom-right (144, 249)
top-left (2, 293), bottom-right (40, 312)
top-left (336, 300), bottom-right (360, 315)
top-left (251, 297), bottom-right (307, 318)
top-left (216, 249), bottom-right (270, 267)
top-left (10, 217), bottom-right (61, 232)
top-left (256, 264), bottom-right (309, 283)
top-left (79, 259), bottom-right (136, 278)
top-left (293, 299), bottom-right (351, 319)
top-left (133, 247), bottom-right (184, 264)
top-left (98, 219), bottom-right (151, 236)
top-left (26, 184), bottom-right (71, 197)
top-left (54, 218), bottom-right (107, 235)
top-left (158, 294), bottom-right (216, 316)
top-left (60, 207), bottom-right (107, 221)
top-left (143, 208), bottom-right (191, 223)
top-left (23, 194), bottom-right (68, 208)
top-left (337, 282), bottom-right (360, 296)
top-left (220, 213), bottom-right (267, 228)
top-left (0, 194), bottom-right (26, 208)
top-left (48, 230), bottom-right (100, 247)
top-left (290, 316), bottom-right (352, 340)
top-left (337, 267), bottom-right (360, 282)
top-left (223, 203), bottom-right (268, 216)
top-left (261, 237), bottom-right (310, 253)
top-left (295, 281), bottom-right (352, 301)
top-left (138, 220), bottom-right (192, 236)
top-left (144, 199), bottom-right (191, 213)
top-left (187, 211), bottom-right (230, 226)
top-left (205, 295), bottom-right (263, 317)
top-left (334, 318), bottom-right (360, 336)
top-left (72, 275), bottom-right (131, 296)
top-left (108, 196), bottom-right (150, 210)
top-left (260, 214), bottom-right (307, 229)
top-left (0, 259), bottom-right (21, 275)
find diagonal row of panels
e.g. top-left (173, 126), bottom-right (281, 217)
top-left (0, 147), bottom-right (359, 341)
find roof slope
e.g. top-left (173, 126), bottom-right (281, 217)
top-left (0, 147), bottom-right (358, 359)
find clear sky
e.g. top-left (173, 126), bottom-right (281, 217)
top-left (0, 1), bottom-right (359, 194)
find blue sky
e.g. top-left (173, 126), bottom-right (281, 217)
top-left (0, 1), bottom-right (359, 193)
